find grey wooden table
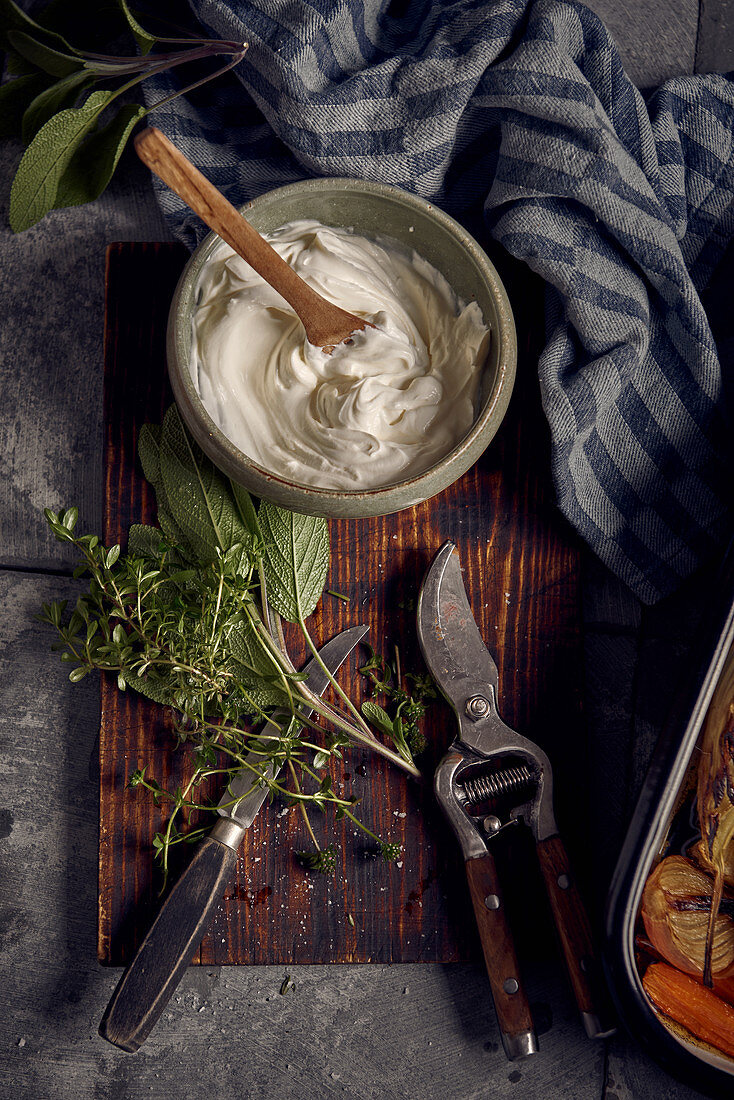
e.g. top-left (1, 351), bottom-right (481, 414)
top-left (1, 5), bottom-right (732, 1098)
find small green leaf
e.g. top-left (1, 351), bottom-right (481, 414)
top-left (117, 0), bottom-right (156, 54)
top-left (361, 700), bottom-right (394, 739)
top-left (9, 88), bottom-right (113, 232)
top-left (7, 29), bottom-right (85, 78)
top-left (106, 545), bottom-right (121, 568)
top-left (54, 102), bottom-right (147, 210)
top-left (62, 505), bottom-right (78, 530)
top-left (69, 665), bottom-right (88, 682)
top-left (22, 68), bottom-right (94, 143)
top-left (258, 501), bottom-right (329, 623)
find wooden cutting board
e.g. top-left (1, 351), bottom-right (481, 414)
top-left (98, 241), bottom-right (585, 967)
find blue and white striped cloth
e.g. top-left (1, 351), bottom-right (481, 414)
top-left (146, 0), bottom-right (734, 604)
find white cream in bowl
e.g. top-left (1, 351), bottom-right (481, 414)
top-left (190, 219), bottom-right (490, 490)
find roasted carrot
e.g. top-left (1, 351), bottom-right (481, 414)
top-left (714, 973), bottom-right (734, 1004)
top-left (643, 962), bottom-right (734, 1059)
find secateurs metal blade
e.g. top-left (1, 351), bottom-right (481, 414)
top-left (417, 541), bottom-right (614, 1060)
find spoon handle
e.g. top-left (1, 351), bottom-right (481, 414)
top-left (134, 127), bottom-right (361, 347)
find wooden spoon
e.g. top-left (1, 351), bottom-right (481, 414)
top-left (134, 126), bottom-right (371, 350)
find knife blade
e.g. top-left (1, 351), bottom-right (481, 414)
top-left (99, 623), bottom-right (369, 1053)
top-left (216, 625), bottom-right (369, 831)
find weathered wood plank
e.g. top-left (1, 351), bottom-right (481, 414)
top-left (98, 242), bottom-right (585, 967)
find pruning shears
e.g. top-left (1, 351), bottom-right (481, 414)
top-left (417, 541), bottom-right (614, 1059)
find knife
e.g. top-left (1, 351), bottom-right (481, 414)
top-left (99, 623), bottom-right (369, 1052)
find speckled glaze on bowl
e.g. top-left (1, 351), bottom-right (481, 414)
top-left (167, 178), bottom-right (516, 518)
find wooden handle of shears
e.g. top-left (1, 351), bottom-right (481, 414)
top-left (536, 834), bottom-right (616, 1039)
top-left (465, 852), bottom-right (538, 1060)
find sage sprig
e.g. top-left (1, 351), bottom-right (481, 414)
top-left (1, 0), bottom-right (247, 231)
top-left (40, 405), bottom-right (420, 883)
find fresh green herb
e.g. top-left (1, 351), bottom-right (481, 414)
top-left (377, 840), bottom-right (403, 862)
top-left (40, 405), bottom-right (417, 885)
top-left (1, 0), bottom-right (247, 231)
top-left (279, 974), bottom-right (294, 995)
top-left (326, 589), bottom-right (350, 603)
top-left (359, 645), bottom-right (435, 761)
top-left (297, 844), bottom-right (338, 874)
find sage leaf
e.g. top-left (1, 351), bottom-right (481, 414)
top-left (235, 678), bottom-right (290, 714)
top-left (7, 29), bottom-right (84, 78)
top-left (229, 619), bottom-right (290, 707)
top-left (159, 405), bottom-right (252, 564)
top-left (138, 423), bottom-right (162, 488)
top-left (54, 102), bottom-right (146, 209)
top-left (157, 507), bottom-right (197, 563)
top-left (361, 700), bottom-right (395, 739)
top-left (229, 617), bottom-right (280, 680)
top-left (0, 73), bottom-right (51, 139)
top-left (22, 69), bottom-right (94, 143)
top-left (258, 500), bottom-right (329, 622)
top-left (0, 0), bottom-right (77, 55)
top-left (117, 0), bottom-right (156, 55)
top-left (9, 88), bottom-right (113, 232)
top-left (230, 479), bottom-right (260, 543)
top-left (138, 425), bottom-right (198, 560)
top-left (127, 524), bottom-right (165, 560)
top-left (5, 50), bottom-right (38, 77)
top-left (125, 671), bottom-right (177, 707)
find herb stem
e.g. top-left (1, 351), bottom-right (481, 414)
top-left (298, 612), bottom-right (371, 735)
top-left (288, 762), bottom-right (320, 851)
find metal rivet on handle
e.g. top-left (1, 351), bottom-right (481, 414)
top-left (484, 894), bottom-right (500, 910)
top-left (483, 815), bottom-right (502, 835)
top-left (503, 978), bottom-right (519, 995)
top-left (466, 694), bottom-right (489, 720)
top-left (557, 873), bottom-right (571, 890)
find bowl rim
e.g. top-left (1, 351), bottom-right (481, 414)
top-left (167, 176), bottom-right (517, 514)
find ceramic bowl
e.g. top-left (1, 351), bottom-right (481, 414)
top-left (167, 177), bottom-right (516, 518)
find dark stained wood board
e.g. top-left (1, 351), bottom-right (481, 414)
top-left (98, 241), bottom-right (587, 967)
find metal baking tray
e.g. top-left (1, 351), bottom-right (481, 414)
top-left (604, 545), bottom-right (734, 1095)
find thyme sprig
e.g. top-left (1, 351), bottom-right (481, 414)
top-left (359, 645), bottom-right (436, 762)
top-left (40, 406), bottom-right (419, 884)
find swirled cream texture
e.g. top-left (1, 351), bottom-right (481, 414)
top-left (191, 220), bottom-right (490, 490)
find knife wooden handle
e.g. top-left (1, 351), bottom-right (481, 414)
top-left (99, 834), bottom-right (238, 1052)
top-left (536, 834), bottom-right (615, 1039)
top-left (465, 852), bottom-right (538, 1060)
